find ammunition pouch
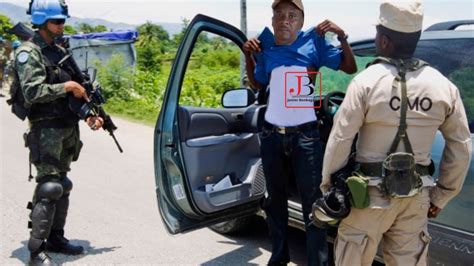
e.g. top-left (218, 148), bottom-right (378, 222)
top-left (381, 152), bottom-right (422, 198)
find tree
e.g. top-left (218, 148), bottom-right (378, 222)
top-left (64, 25), bottom-right (77, 35)
top-left (172, 18), bottom-right (190, 47)
top-left (0, 14), bottom-right (14, 40)
top-left (136, 41), bottom-right (163, 73)
top-left (172, 18), bottom-right (209, 49)
top-left (211, 36), bottom-right (227, 50)
top-left (136, 21), bottom-right (169, 47)
top-left (78, 23), bottom-right (95, 33)
top-left (135, 22), bottom-right (170, 72)
top-left (94, 25), bottom-right (108, 32)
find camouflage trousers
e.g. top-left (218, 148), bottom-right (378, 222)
top-left (26, 124), bottom-right (82, 181)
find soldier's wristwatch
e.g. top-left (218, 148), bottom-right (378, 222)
top-left (337, 33), bottom-right (349, 42)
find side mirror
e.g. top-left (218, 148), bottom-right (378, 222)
top-left (221, 88), bottom-right (256, 108)
top-left (87, 67), bottom-right (97, 82)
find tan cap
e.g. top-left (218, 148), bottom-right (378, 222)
top-left (272, 0), bottom-right (304, 13)
top-left (377, 0), bottom-right (423, 33)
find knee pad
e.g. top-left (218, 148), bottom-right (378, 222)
top-left (37, 181), bottom-right (63, 202)
top-left (59, 176), bottom-right (73, 196)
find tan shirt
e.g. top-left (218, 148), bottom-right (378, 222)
top-left (321, 62), bottom-right (472, 209)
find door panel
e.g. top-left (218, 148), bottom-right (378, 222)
top-left (178, 106), bottom-right (264, 214)
top-left (154, 14), bottom-right (265, 234)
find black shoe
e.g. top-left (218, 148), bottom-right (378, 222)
top-left (267, 262), bottom-right (288, 266)
top-left (28, 251), bottom-right (56, 266)
top-left (46, 232), bottom-right (84, 255)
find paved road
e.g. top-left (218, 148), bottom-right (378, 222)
top-left (0, 95), bottom-right (307, 265)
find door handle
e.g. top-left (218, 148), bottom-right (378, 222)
top-left (165, 142), bottom-right (176, 148)
top-left (232, 113), bottom-right (244, 120)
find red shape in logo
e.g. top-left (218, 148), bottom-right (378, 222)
top-left (284, 71), bottom-right (322, 109)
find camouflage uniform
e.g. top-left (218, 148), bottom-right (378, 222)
top-left (15, 32), bottom-right (83, 255)
top-left (16, 32), bottom-right (81, 178)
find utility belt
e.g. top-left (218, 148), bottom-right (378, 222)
top-left (344, 153), bottom-right (428, 209)
top-left (359, 152), bottom-right (427, 198)
top-left (30, 118), bottom-right (78, 130)
top-left (263, 120), bottom-right (318, 135)
top-left (359, 161), bottom-right (430, 177)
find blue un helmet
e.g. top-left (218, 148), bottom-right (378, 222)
top-left (12, 40), bottom-right (22, 49)
top-left (27, 0), bottom-right (70, 26)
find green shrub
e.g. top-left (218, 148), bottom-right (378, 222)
top-left (180, 65), bottom-right (240, 108)
top-left (104, 98), bottom-right (159, 125)
top-left (95, 54), bottom-right (135, 101)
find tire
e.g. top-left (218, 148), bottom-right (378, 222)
top-left (209, 216), bottom-right (256, 235)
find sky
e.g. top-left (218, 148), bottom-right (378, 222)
top-left (3, 0), bottom-right (474, 40)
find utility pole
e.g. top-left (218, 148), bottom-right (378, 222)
top-left (240, 0), bottom-right (247, 87)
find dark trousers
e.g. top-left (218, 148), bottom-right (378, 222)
top-left (260, 125), bottom-right (328, 266)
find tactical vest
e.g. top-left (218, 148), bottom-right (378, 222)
top-left (8, 39), bottom-right (79, 125)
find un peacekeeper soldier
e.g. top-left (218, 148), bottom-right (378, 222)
top-left (321, 1), bottom-right (472, 265)
top-left (14, 0), bottom-right (104, 265)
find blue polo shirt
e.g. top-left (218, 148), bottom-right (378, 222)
top-left (254, 27), bottom-right (342, 85)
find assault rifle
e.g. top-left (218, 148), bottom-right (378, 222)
top-left (58, 53), bottom-right (123, 153)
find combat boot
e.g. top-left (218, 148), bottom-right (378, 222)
top-left (29, 250), bottom-right (56, 266)
top-left (28, 240), bottom-right (56, 266)
top-left (45, 230), bottom-right (84, 255)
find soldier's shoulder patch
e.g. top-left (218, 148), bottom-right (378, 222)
top-left (17, 51), bottom-right (29, 64)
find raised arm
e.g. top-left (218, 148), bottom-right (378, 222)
top-left (316, 19), bottom-right (357, 74)
top-left (243, 38), bottom-right (264, 90)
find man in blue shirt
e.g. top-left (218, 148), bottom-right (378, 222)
top-left (243, 0), bottom-right (356, 265)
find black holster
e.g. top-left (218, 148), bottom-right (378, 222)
top-left (24, 131), bottom-right (41, 164)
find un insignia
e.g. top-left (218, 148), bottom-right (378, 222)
top-left (17, 52), bottom-right (29, 64)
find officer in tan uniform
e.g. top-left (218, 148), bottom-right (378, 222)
top-left (321, 1), bottom-right (472, 265)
